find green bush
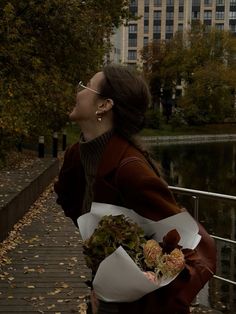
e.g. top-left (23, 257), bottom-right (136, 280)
top-left (170, 108), bottom-right (187, 129)
top-left (145, 110), bottom-right (163, 129)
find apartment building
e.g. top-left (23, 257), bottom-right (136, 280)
top-left (110, 0), bottom-right (236, 67)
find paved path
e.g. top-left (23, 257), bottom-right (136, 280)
top-left (0, 185), bottom-right (91, 313)
top-left (0, 182), bottom-right (222, 314)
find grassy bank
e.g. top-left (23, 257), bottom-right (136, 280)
top-left (65, 123), bottom-right (236, 145)
top-left (140, 123), bottom-right (236, 137)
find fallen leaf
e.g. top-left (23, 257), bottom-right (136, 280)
top-left (47, 304), bottom-right (55, 309)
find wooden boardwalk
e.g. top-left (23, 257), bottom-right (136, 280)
top-left (0, 184), bottom-right (222, 314)
top-left (0, 186), bottom-right (91, 313)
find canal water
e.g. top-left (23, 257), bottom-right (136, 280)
top-left (151, 141), bottom-right (236, 314)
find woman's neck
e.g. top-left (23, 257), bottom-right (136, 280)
top-left (79, 122), bottom-right (113, 142)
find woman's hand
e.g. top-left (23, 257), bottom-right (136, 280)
top-left (90, 290), bottom-right (99, 314)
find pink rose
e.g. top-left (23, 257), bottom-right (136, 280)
top-left (159, 248), bottom-right (185, 277)
top-left (143, 239), bottom-right (163, 267)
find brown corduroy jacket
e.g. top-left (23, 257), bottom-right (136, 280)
top-left (54, 134), bottom-right (216, 314)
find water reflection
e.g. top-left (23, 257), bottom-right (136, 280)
top-left (151, 141), bottom-right (236, 313)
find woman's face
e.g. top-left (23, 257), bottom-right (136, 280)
top-left (69, 71), bottom-right (104, 123)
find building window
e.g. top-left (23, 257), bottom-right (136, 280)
top-left (216, 11), bottom-right (224, 19)
top-left (229, 11), bottom-right (236, 19)
top-left (128, 34), bottom-right (137, 47)
top-left (204, 0), bottom-right (212, 4)
top-left (166, 25), bottom-right (173, 33)
top-left (204, 24), bottom-right (212, 31)
top-left (230, 24), bottom-right (236, 32)
top-left (144, 0), bottom-right (149, 4)
top-left (153, 25), bottom-right (161, 32)
top-left (230, 0), bottom-right (236, 4)
top-left (144, 26), bottom-right (149, 33)
top-left (153, 10), bottom-right (162, 20)
top-left (143, 37), bottom-right (149, 46)
top-left (154, 0), bottom-right (162, 5)
top-left (153, 33), bottom-right (161, 41)
top-left (179, 0), bottom-right (184, 5)
top-left (166, 0), bottom-right (174, 5)
top-left (144, 19), bottom-right (149, 33)
top-left (216, 0), bottom-right (224, 5)
top-left (129, 0), bottom-right (138, 17)
top-left (128, 50), bottom-right (137, 60)
top-left (192, 11), bottom-right (200, 19)
top-left (192, 0), bottom-right (200, 5)
top-left (204, 10), bottom-right (212, 19)
top-left (128, 24), bottom-right (137, 33)
top-left (166, 11), bottom-right (174, 19)
top-left (128, 39), bottom-right (137, 47)
top-left (129, 6), bottom-right (138, 17)
top-left (215, 23), bottom-right (224, 30)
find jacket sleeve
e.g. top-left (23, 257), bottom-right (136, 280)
top-left (115, 158), bottom-right (181, 221)
top-left (54, 144), bottom-right (84, 226)
top-left (115, 157), bottom-right (216, 313)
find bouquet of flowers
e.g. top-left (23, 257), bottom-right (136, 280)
top-left (78, 203), bottom-right (201, 302)
top-left (83, 214), bottom-right (185, 284)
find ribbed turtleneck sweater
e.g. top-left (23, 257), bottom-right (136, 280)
top-left (79, 130), bottom-right (113, 213)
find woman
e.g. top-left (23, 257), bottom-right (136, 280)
top-left (54, 65), bottom-right (216, 314)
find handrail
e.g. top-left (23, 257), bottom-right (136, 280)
top-left (169, 185), bottom-right (236, 286)
top-left (169, 186), bottom-right (236, 202)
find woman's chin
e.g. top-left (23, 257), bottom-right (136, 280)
top-left (69, 112), bottom-right (77, 122)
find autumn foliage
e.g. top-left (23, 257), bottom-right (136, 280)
top-left (142, 23), bottom-right (236, 125)
top-left (0, 0), bottom-right (129, 153)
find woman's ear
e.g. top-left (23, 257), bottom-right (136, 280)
top-left (97, 98), bottom-right (114, 113)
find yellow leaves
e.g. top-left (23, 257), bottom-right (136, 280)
top-left (48, 288), bottom-right (62, 296)
top-left (78, 302), bottom-right (88, 314)
top-left (61, 282), bottom-right (69, 289)
top-left (23, 266), bottom-right (45, 274)
top-left (0, 179), bottom-right (91, 313)
top-left (0, 185), bottom-right (51, 267)
top-left (47, 304), bottom-right (55, 309)
top-left (3, 3), bottom-right (15, 18)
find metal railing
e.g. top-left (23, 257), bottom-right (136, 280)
top-left (169, 185), bottom-right (236, 286)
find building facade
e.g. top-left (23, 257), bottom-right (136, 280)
top-left (110, 0), bottom-right (236, 67)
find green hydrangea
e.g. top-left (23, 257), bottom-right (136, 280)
top-left (83, 215), bottom-right (146, 272)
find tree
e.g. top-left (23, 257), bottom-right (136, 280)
top-left (142, 32), bottom-right (185, 110)
top-left (0, 0), bottom-right (129, 151)
top-left (141, 23), bottom-right (236, 125)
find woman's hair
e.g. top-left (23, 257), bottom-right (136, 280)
top-left (100, 64), bottom-right (151, 139)
top-left (100, 64), bottom-right (160, 177)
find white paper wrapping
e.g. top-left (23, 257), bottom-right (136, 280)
top-left (77, 203), bottom-right (201, 302)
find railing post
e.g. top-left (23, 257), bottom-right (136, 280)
top-left (52, 132), bottom-right (58, 158)
top-left (192, 195), bottom-right (199, 221)
top-left (38, 136), bottom-right (45, 158)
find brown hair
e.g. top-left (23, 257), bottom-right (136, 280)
top-left (100, 64), bottom-right (160, 176)
top-left (100, 64), bottom-right (150, 138)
